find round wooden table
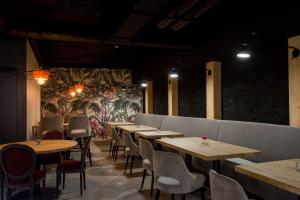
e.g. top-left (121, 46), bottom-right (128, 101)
top-left (0, 140), bottom-right (77, 154)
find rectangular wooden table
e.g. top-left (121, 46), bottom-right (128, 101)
top-left (116, 125), bottom-right (158, 133)
top-left (105, 121), bottom-right (135, 136)
top-left (156, 137), bottom-right (261, 171)
top-left (136, 130), bottom-right (184, 139)
top-left (235, 159), bottom-right (300, 197)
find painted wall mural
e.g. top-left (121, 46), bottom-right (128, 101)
top-left (41, 68), bottom-right (143, 138)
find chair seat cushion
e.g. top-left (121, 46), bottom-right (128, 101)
top-left (70, 129), bottom-right (87, 137)
top-left (57, 160), bottom-right (81, 171)
top-left (157, 176), bottom-right (180, 186)
top-left (142, 158), bottom-right (152, 170)
top-left (8, 170), bottom-right (45, 186)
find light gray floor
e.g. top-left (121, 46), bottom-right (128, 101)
top-left (11, 140), bottom-right (209, 200)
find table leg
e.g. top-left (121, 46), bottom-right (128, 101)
top-left (213, 160), bottom-right (221, 173)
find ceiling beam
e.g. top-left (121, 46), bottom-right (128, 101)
top-left (7, 30), bottom-right (193, 50)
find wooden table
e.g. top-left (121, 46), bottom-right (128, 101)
top-left (105, 121), bottom-right (135, 136)
top-left (156, 137), bottom-right (260, 171)
top-left (136, 130), bottom-right (184, 139)
top-left (0, 140), bottom-right (77, 154)
top-left (235, 159), bottom-right (300, 196)
top-left (116, 125), bottom-right (158, 133)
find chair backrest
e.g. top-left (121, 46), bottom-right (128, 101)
top-left (123, 133), bottom-right (139, 156)
top-left (67, 116), bottom-right (91, 136)
top-left (43, 130), bottom-right (64, 140)
top-left (39, 117), bottom-right (64, 135)
top-left (209, 170), bottom-right (249, 200)
top-left (139, 138), bottom-right (154, 169)
top-left (81, 136), bottom-right (92, 169)
top-left (0, 144), bottom-right (36, 183)
top-left (111, 128), bottom-right (123, 146)
top-left (153, 151), bottom-right (191, 183)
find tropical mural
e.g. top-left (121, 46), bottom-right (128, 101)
top-left (41, 68), bottom-right (143, 139)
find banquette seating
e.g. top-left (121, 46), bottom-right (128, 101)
top-left (135, 113), bottom-right (300, 200)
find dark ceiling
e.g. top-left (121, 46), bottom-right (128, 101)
top-left (0, 0), bottom-right (297, 68)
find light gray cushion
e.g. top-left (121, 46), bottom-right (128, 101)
top-left (218, 120), bottom-right (300, 162)
top-left (135, 113), bottom-right (165, 128)
top-left (157, 176), bottom-right (180, 186)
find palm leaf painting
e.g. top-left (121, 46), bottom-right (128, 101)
top-left (41, 68), bottom-right (143, 139)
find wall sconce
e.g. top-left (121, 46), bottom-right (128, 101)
top-left (169, 68), bottom-right (179, 79)
top-left (141, 80), bottom-right (148, 88)
top-left (289, 46), bottom-right (300, 58)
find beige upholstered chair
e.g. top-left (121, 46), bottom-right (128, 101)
top-left (67, 116), bottom-right (91, 138)
top-left (153, 151), bottom-right (206, 200)
top-left (67, 116), bottom-right (92, 166)
top-left (111, 128), bottom-right (125, 162)
top-left (139, 138), bottom-right (155, 196)
top-left (39, 117), bottom-right (64, 136)
top-left (209, 170), bottom-right (249, 200)
top-left (123, 132), bottom-right (140, 174)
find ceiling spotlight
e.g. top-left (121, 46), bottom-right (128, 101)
top-left (121, 86), bottom-right (126, 91)
top-left (169, 68), bottom-right (178, 79)
top-left (237, 44), bottom-right (251, 59)
top-left (114, 45), bottom-right (120, 49)
top-left (141, 80), bottom-right (148, 88)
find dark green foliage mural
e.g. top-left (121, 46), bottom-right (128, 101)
top-left (41, 68), bottom-right (143, 138)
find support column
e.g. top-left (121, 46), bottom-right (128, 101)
top-left (168, 78), bottom-right (178, 116)
top-left (288, 36), bottom-right (300, 127)
top-left (206, 61), bottom-right (222, 119)
top-left (144, 81), bottom-right (153, 114)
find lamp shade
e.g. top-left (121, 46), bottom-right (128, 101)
top-left (32, 69), bottom-right (49, 85)
top-left (74, 83), bottom-right (84, 93)
top-left (69, 87), bottom-right (76, 97)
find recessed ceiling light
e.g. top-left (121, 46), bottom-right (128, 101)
top-left (169, 68), bottom-right (179, 79)
top-left (237, 52), bottom-right (251, 58)
top-left (114, 45), bottom-right (120, 49)
top-left (141, 80), bottom-right (148, 88)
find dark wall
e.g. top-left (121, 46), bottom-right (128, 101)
top-left (0, 37), bottom-right (27, 143)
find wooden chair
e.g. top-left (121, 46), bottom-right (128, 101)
top-left (56, 136), bottom-right (92, 197)
top-left (0, 144), bottom-right (45, 200)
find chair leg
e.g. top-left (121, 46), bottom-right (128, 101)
top-left (181, 194), bottom-right (186, 200)
top-left (171, 193), bottom-right (175, 200)
top-left (80, 172), bottom-right (83, 196)
top-left (56, 172), bottom-right (61, 198)
top-left (112, 146), bottom-right (115, 158)
top-left (6, 188), bottom-right (12, 200)
top-left (151, 171), bottom-right (154, 197)
top-left (83, 171), bottom-right (86, 190)
top-left (124, 155), bottom-right (129, 174)
top-left (30, 186), bottom-right (34, 200)
top-left (130, 156), bottom-right (134, 175)
top-left (63, 173), bottom-right (65, 189)
top-left (115, 146), bottom-right (119, 162)
top-left (108, 140), bottom-right (112, 156)
top-left (43, 163), bottom-right (46, 188)
top-left (88, 148), bottom-right (92, 167)
top-left (1, 180), bottom-right (3, 200)
top-left (200, 187), bottom-right (205, 200)
top-left (155, 189), bottom-right (160, 200)
top-left (140, 169), bottom-right (146, 190)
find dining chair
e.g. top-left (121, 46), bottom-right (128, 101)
top-left (56, 136), bottom-right (92, 197)
top-left (139, 138), bottom-right (155, 196)
top-left (209, 170), bottom-right (249, 200)
top-left (111, 127), bottom-right (125, 162)
top-left (0, 144), bottom-right (45, 200)
top-left (123, 132), bottom-right (140, 175)
top-left (39, 116), bottom-right (64, 136)
top-left (41, 130), bottom-right (64, 187)
top-left (153, 151), bottom-right (206, 200)
top-left (67, 116), bottom-right (92, 167)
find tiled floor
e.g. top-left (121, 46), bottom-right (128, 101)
top-left (11, 140), bottom-right (209, 200)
